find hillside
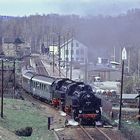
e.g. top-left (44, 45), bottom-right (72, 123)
top-left (0, 98), bottom-right (55, 140)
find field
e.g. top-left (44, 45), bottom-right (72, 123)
top-left (0, 98), bottom-right (55, 140)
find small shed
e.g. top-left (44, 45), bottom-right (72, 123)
top-left (122, 94), bottom-right (139, 108)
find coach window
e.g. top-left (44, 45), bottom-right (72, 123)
top-left (42, 84), bottom-right (44, 90)
top-left (31, 81), bottom-right (34, 87)
top-left (43, 85), bottom-right (46, 91)
top-left (43, 84), bottom-right (45, 90)
top-left (44, 84), bottom-right (46, 91)
top-left (37, 82), bottom-right (39, 88)
top-left (46, 85), bottom-right (48, 92)
top-left (35, 82), bottom-right (36, 87)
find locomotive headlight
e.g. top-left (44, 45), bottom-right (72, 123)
top-left (79, 110), bottom-right (82, 113)
top-left (96, 110), bottom-right (99, 113)
top-left (87, 94), bottom-right (90, 98)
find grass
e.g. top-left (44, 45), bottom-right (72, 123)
top-left (122, 120), bottom-right (140, 130)
top-left (0, 98), bottom-right (55, 140)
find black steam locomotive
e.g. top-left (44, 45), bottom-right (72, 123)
top-left (51, 78), bottom-right (102, 125)
top-left (22, 70), bottom-right (102, 125)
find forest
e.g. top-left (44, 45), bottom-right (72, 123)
top-left (0, 8), bottom-right (140, 75)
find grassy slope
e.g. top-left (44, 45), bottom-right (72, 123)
top-left (0, 99), bottom-right (55, 140)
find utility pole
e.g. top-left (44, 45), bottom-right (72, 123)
top-left (138, 48), bottom-right (140, 78)
top-left (85, 58), bottom-right (88, 84)
top-left (58, 33), bottom-right (61, 77)
top-left (66, 33), bottom-right (69, 78)
top-left (1, 59), bottom-right (4, 118)
top-left (52, 38), bottom-right (55, 73)
top-left (13, 60), bottom-right (15, 99)
top-left (118, 47), bottom-right (127, 130)
top-left (70, 37), bottom-right (73, 80)
top-left (136, 89), bottom-right (140, 125)
top-left (63, 36), bottom-right (66, 68)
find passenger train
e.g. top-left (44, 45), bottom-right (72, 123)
top-left (22, 70), bottom-right (102, 125)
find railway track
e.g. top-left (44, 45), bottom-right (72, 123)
top-left (20, 90), bottom-right (126, 140)
top-left (80, 126), bottom-right (127, 140)
top-left (34, 58), bottom-right (49, 75)
top-left (80, 126), bottom-right (112, 140)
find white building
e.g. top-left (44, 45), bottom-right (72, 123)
top-left (60, 38), bottom-right (88, 65)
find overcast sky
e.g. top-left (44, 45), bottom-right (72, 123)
top-left (1, 0), bottom-right (140, 16)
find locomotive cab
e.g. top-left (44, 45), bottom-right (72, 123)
top-left (51, 78), bottom-right (74, 110)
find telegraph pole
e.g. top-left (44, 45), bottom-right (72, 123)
top-left (85, 58), bottom-right (88, 83)
top-left (1, 59), bottom-right (4, 118)
top-left (138, 48), bottom-right (140, 78)
top-left (70, 37), bottom-right (73, 80)
top-left (13, 60), bottom-right (15, 99)
top-left (58, 33), bottom-right (61, 77)
top-left (63, 36), bottom-right (66, 68)
top-left (118, 47), bottom-right (127, 130)
top-left (84, 46), bottom-right (88, 83)
top-left (52, 38), bottom-right (55, 73)
top-left (136, 89), bottom-right (140, 125)
top-left (66, 33), bottom-right (69, 78)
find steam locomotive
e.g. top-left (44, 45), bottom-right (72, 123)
top-left (22, 70), bottom-right (102, 125)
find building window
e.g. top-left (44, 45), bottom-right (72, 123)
top-left (66, 57), bottom-right (69, 61)
top-left (76, 43), bottom-right (79, 47)
top-left (76, 49), bottom-right (79, 55)
top-left (66, 49), bottom-right (69, 55)
top-left (76, 58), bottom-right (79, 61)
top-left (81, 58), bottom-right (84, 61)
top-left (71, 49), bottom-right (74, 55)
top-left (81, 49), bottom-right (84, 54)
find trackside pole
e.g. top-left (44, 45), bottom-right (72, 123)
top-left (48, 117), bottom-right (51, 130)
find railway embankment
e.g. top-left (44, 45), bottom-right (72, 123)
top-left (0, 98), bottom-right (56, 140)
top-left (121, 121), bottom-right (140, 140)
top-left (102, 113), bottom-right (140, 140)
